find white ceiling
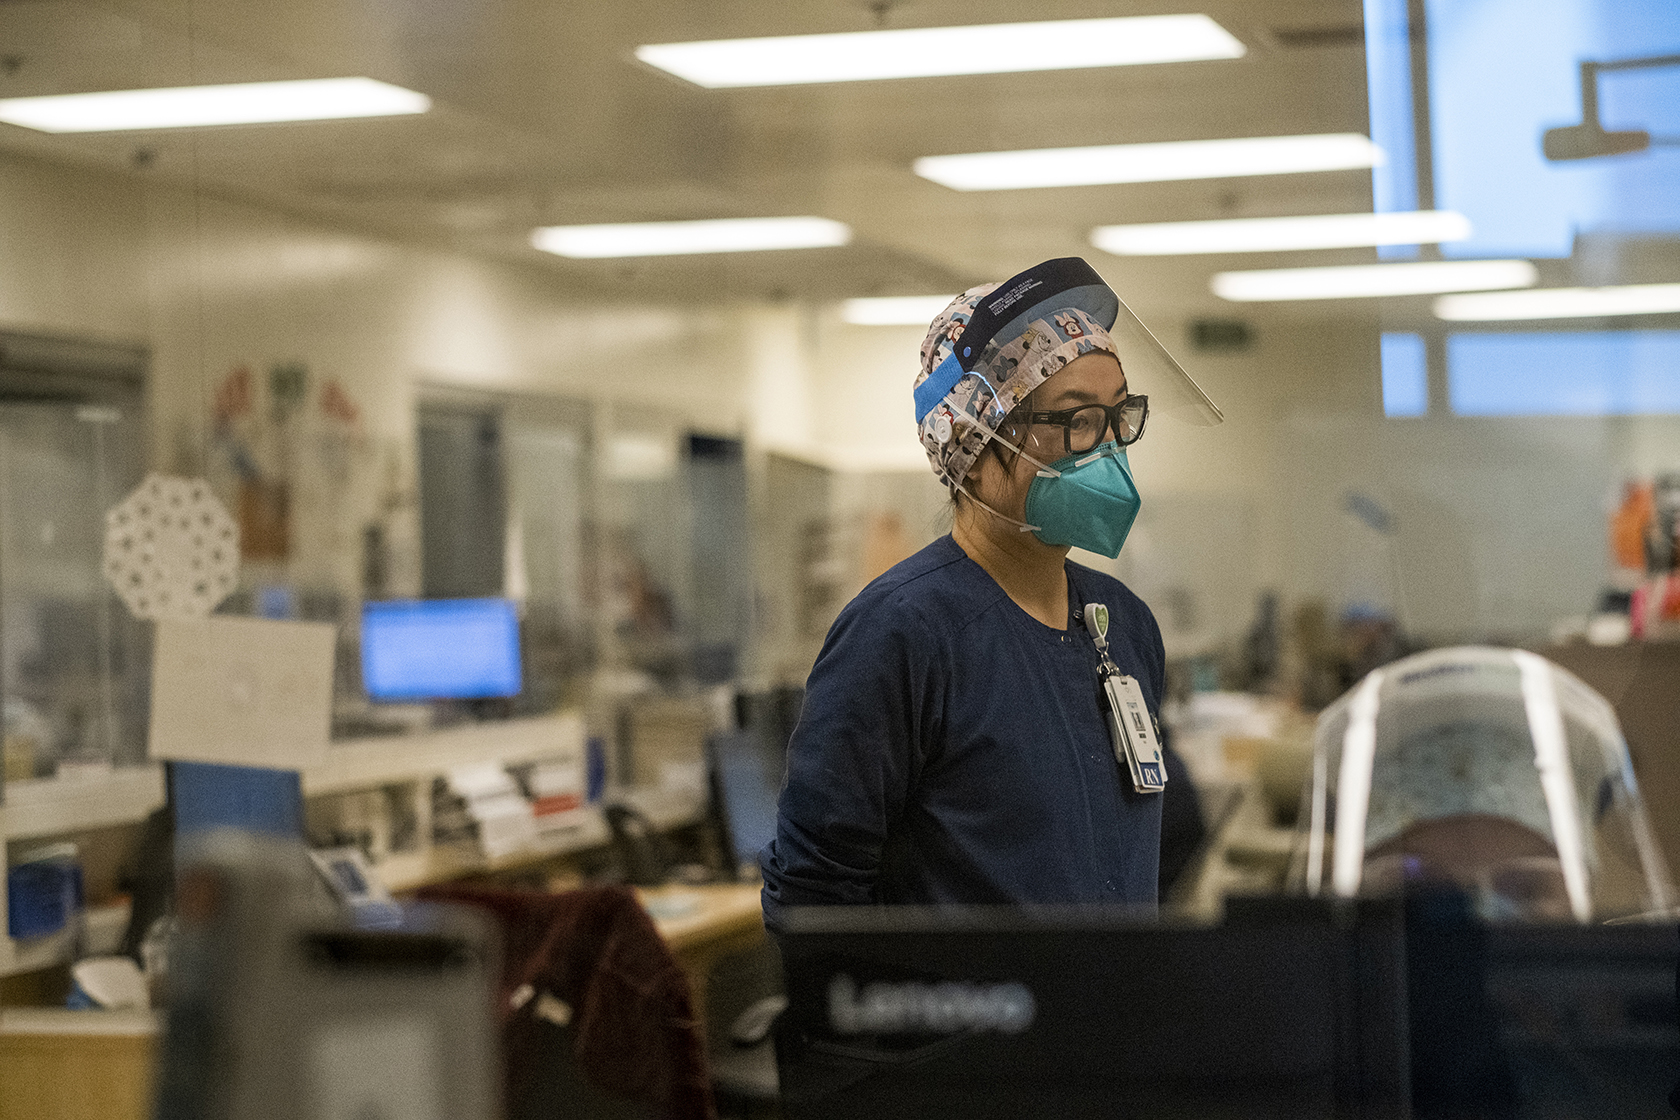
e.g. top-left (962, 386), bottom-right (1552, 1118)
top-left (0, 0), bottom-right (1393, 317)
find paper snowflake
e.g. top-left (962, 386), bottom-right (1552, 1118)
top-left (103, 474), bottom-right (240, 620)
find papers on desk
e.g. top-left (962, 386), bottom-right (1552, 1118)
top-left (427, 761), bottom-right (705, 870)
top-left (445, 763), bottom-right (536, 859)
top-left (640, 890), bottom-right (701, 921)
top-left (528, 748), bottom-right (587, 824)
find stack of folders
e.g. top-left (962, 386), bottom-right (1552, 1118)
top-left (527, 746), bottom-right (589, 833)
top-left (444, 763), bottom-right (536, 859)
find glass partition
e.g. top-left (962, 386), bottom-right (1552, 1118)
top-left (0, 339), bottom-right (148, 784)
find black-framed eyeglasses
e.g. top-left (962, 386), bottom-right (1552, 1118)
top-left (1020, 395), bottom-right (1148, 455)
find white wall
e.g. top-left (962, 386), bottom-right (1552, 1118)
top-left (797, 305), bottom-right (1680, 656)
top-left (1, 153), bottom-right (767, 603)
top-left (0, 155), bottom-right (150, 341)
top-left (5, 147), bottom-right (1677, 678)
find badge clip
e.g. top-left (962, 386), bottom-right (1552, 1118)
top-left (1083, 602), bottom-right (1166, 794)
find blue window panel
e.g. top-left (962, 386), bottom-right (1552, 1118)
top-left (1596, 65), bottom-right (1680, 227)
top-left (1425, 0), bottom-right (1680, 259)
top-left (1364, 0), bottom-right (1420, 259)
top-left (1599, 63), bottom-right (1680, 136)
top-left (1448, 331), bottom-right (1680, 415)
top-left (1382, 333), bottom-right (1429, 417)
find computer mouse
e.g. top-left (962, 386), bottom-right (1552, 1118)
top-left (729, 994), bottom-right (788, 1048)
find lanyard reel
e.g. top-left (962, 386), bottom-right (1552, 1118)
top-left (1082, 603), bottom-right (1166, 794)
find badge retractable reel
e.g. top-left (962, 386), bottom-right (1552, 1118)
top-left (1083, 603), bottom-right (1166, 794)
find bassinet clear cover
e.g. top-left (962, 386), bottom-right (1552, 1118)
top-left (1292, 646), bottom-right (1674, 922)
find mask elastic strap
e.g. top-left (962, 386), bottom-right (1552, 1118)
top-left (946, 403), bottom-right (1062, 480)
top-left (1072, 445), bottom-right (1121, 468)
top-left (945, 404), bottom-right (1055, 533)
top-left (956, 483), bottom-right (1042, 534)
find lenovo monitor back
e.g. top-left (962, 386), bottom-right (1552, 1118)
top-left (776, 895), bottom-right (1680, 1120)
top-left (775, 896), bottom-right (1409, 1120)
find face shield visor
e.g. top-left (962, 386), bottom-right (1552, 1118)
top-left (1291, 646), bottom-right (1674, 923)
top-left (1103, 295), bottom-right (1224, 429)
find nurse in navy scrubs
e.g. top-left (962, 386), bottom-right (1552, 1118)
top-left (760, 258), bottom-right (1223, 928)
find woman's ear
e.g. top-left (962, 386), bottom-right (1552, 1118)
top-left (961, 443), bottom-right (1000, 505)
top-left (967, 438), bottom-right (1026, 506)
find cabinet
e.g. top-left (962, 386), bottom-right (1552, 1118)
top-left (0, 1008), bottom-right (156, 1120)
top-left (2, 711), bottom-right (704, 977)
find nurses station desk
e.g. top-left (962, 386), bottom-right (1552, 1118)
top-left (636, 881), bottom-right (767, 1024)
top-left (0, 713), bottom-right (765, 1120)
top-left (0, 882), bottom-right (765, 1120)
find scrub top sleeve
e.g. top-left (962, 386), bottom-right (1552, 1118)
top-left (1146, 609), bottom-right (1167, 714)
top-left (759, 599), bottom-right (938, 927)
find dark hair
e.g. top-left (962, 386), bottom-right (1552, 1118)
top-left (949, 392), bottom-right (1033, 509)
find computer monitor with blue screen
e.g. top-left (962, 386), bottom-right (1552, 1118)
top-left (709, 730), bottom-right (784, 877)
top-left (171, 761), bottom-right (306, 866)
top-left (361, 598), bottom-right (522, 701)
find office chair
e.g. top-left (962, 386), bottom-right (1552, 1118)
top-left (703, 939), bottom-right (784, 1119)
top-left (416, 882), bottom-right (716, 1120)
top-left (700, 728), bottom-right (786, 1116)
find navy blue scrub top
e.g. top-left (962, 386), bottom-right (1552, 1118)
top-left (760, 534), bottom-right (1166, 930)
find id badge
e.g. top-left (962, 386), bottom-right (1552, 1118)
top-left (1101, 671), bottom-right (1166, 794)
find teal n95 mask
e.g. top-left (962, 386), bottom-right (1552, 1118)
top-left (1023, 442), bottom-right (1140, 559)
top-left (955, 434), bottom-right (1142, 558)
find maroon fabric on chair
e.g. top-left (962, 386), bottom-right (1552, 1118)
top-left (417, 882), bottom-right (715, 1120)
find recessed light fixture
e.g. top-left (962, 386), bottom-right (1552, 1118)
top-left (841, 296), bottom-right (958, 325)
top-left (915, 134), bottom-right (1383, 191)
top-left (635, 14), bottom-right (1244, 88)
top-left (0, 78), bottom-right (430, 132)
top-left (1093, 210), bottom-right (1471, 255)
top-left (1434, 282), bottom-right (1680, 320)
top-left (530, 217), bottom-right (852, 258)
top-left (1212, 259), bottom-right (1538, 301)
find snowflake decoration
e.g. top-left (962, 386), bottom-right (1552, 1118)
top-left (103, 474), bottom-right (240, 621)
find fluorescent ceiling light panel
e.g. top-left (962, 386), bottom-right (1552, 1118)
top-left (1434, 283), bottom-right (1680, 321)
top-left (0, 78), bottom-right (429, 132)
top-left (635, 15), bottom-right (1244, 88)
top-left (841, 296), bottom-right (957, 325)
top-left (1092, 210), bottom-right (1471, 255)
top-left (916, 134), bottom-right (1383, 191)
top-left (530, 217), bottom-right (851, 258)
top-left (1212, 259), bottom-right (1538, 301)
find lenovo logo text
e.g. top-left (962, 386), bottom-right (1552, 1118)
top-left (827, 974), bottom-right (1036, 1035)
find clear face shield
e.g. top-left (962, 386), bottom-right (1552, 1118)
top-left (1103, 296), bottom-right (1223, 429)
top-left (1291, 646), bottom-right (1674, 923)
top-left (933, 294), bottom-right (1224, 486)
top-left (916, 261), bottom-right (1223, 477)
top-left (921, 286), bottom-right (1225, 548)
